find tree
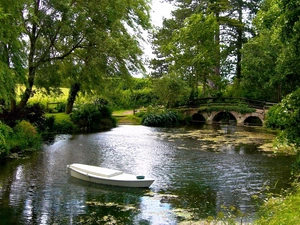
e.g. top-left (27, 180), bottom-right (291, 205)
top-left (1, 0), bottom-right (151, 113)
top-left (276, 0), bottom-right (300, 92)
top-left (240, 0), bottom-right (283, 101)
top-left (166, 13), bottom-right (220, 97)
top-left (240, 31), bottom-right (281, 101)
top-left (153, 72), bottom-right (191, 108)
top-left (63, 0), bottom-right (151, 113)
top-left (240, 0), bottom-right (300, 101)
top-left (0, 1), bottom-right (26, 109)
top-left (151, 0), bottom-right (261, 98)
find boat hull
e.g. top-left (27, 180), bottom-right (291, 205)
top-left (67, 164), bottom-right (154, 188)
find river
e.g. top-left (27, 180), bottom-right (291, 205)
top-left (0, 125), bottom-right (295, 224)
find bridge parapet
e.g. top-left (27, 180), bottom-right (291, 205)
top-left (188, 97), bottom-right (277, 110)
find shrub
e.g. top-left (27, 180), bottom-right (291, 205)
top-left (56, 102), bottom-right (66, 112)
top-left (0, 122), bottom-right (13, 159)
top-left (266, 88), bottom-right (300, 148)
top-left (10, 120), bottom-right (42, 151)
top-left (70, 103), bottom-right (114, 131)
top-left (142, 110), bottom-right (183, 127)
top-left (198, 104), bottom-right (255, 114)
top-left (0, 103), bottom-right (45, 128)
top-left (265, 104), bottom-right (287, 130)
top-left (43, 115), bottom-right (56, 132)
top-left (54, 119), bottom-right (77, 133)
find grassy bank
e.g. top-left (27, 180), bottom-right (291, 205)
top-left (254, 184), bottom-right (300, 224)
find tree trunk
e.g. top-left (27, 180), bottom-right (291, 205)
top-left (10, 97), bottom-right (17, 111)
top-left (18, 67), bottom-right (35, 110)
top-left (65, 83), bottom-right (81, 114)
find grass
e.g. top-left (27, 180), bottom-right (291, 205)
top-left (27, 87), bottom-right (69, 106)
top-left (112, 110), bottom-right (142, 125)
top-left (45, 112), bottom-right (71, 123)
top-left (254, 185), bottom-right (300, 225)
top-left (26, 86), bottom-right (91, 109)
top-left (45, 111), bottom-right (141, 125)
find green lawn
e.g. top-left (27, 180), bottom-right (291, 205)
top-left (45, 112), bottom-right (71, 122)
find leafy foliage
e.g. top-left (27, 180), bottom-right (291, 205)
top-left (0, 122), bottom-right (13, 159)
top-left (54, 120), bottom-right (77, 134)
top-left (153, 72), bottom-right (191, 108)
top-left (9, 120), bottom-right (42, 152)
top-left (41, 115), bottom-right (77, 134)
top-left (0, 103), bottom-right (45, 127)
top-left (151, 0), bottom-right (260, 97)
top-left (240, 0), bottom-right (300, 102)
top-left (266, 88), bottom-right (300, 149)
top-left (198, 104), bottom-right (256, 114)
top-left (70, 103), bottom-right (115, 131)
top-left (142, 110), bottom-right (183, 127)
top-left (265, 105), bottom-right (287, 130)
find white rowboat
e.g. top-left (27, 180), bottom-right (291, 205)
top-left (67, 163), bottom-right (154, 188)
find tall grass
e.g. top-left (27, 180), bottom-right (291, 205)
top-left (254, 185), bottom-right (300, 225)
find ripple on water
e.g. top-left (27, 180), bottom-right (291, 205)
top-left (0, 125), bottom-right (294, 225)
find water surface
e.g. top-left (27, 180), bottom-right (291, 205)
top-left (0, 125), bottom-right (294, 224)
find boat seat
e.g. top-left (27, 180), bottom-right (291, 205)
top-left (70, 164), bottom-right (123, 178)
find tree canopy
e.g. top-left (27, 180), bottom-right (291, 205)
top-left (0, 0), bottom-right (151, 112)
top-left (150, 0), bottom-right (261, 98)
top-left (240, 0), bottom-right (300, 101)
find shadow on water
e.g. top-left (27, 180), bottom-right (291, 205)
top-left (0, 125), bottom-right (295, 224)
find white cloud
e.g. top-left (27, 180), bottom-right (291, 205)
top-left (151, 0), bottom-right (174, 26)
top-left (138, 0), bottom-right (174, 75)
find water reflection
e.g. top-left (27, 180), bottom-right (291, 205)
top-left (0, 125), bottom-right (295, 224)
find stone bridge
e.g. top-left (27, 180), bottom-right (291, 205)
top-left (176, 97), bottom-right (278, 126)
top-left (180, 108), bottom-right (267, 126)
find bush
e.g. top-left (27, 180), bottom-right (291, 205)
top-left (142, 110), bottom-right (183, 127)
top-left (0, 122), bottom-right (13, 159)
top-left (43, 115), bottom-right (56, 132)
top-left (41, 115), bottom-right (77, 134)
top-left (10, 120), bottom-right (42, 152)
top-left (198, 104), bottom-right (255, 114)
top-left (70, 103), bottom-right (114, 131)
top-left (265, 104), bottom-right (287, 130)
top-left (0, 103), bottom-right (45, 128)
top-left (266, 88), bottom-right (300, 148)
top-left (54, 119), bottom-right (77, 133)
top-left (56, 102), bottom-right (66, 112)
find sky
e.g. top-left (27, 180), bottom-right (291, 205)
top-left (150, 0), bottom-right (174, 27)
top-left (141, 0), bottom-right (174, 72)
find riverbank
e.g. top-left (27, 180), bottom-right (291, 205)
top-left (254, 183), bottom-right (300, 224)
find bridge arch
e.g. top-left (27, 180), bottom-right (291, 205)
top-left (244, 116), bottom-right (263, 126)
top-left (212, 111), bottom-right (237, 125)
top-left (191, 113), bottom-right (206, 123)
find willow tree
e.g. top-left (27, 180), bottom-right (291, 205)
top-left (62, 0), bottom-right (151, 114)
top-left (0, 2), bottom-right (26, 110)
top-left (0, 0), bottom-right (151, 113)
